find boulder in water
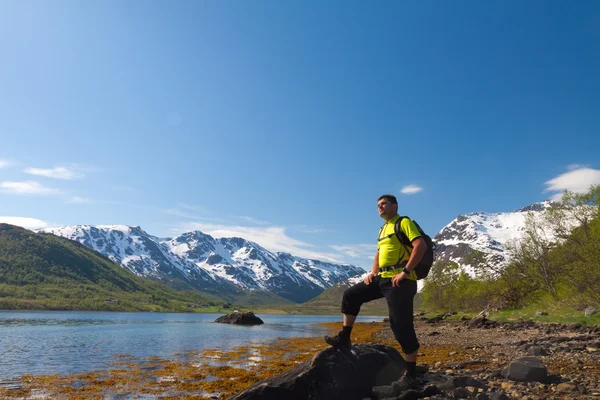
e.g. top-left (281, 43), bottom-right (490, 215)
top-left (215, 312), bottom-right (264, 325)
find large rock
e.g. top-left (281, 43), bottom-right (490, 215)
top-left (233, 344), bottom-right (406, 400)
top-left (469, 309), bottom-right (489, 327)
top-left (214, 312), bottom-right (264, 325)
top-left (585, 307), bottom-right (597, 317)
top-left (503, 356), bottom-right (548, 382)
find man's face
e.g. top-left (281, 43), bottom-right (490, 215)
top-left (377, 198), bottom-right (397, 220)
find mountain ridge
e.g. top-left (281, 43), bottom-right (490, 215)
top-left (433, 200), bottom-right (559, 275)
top-left (0, 223), bottom-right (223, 311)
top-left (39, 225), bottom-right (364, 303)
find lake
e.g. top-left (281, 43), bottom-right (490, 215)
top-left (0, 310), bottom-right (384, 380)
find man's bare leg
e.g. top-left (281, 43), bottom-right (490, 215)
top-left (343, 314), bottom-right (356, 327)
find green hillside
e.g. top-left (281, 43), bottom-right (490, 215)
top-left (297, 281), bottom-right (390, 315)
top-left (419, 186), bottom-right (600, 313)
top-left (0, 224), bottom-right (226, 312)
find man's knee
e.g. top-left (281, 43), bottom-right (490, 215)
top-left (342, 287), bottom-right (355, 302)
top-left (341, 287), bottom-right (363, 315)
top-left (391, 326), bottom-right (419, 354)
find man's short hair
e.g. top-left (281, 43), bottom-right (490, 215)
top-left (378, 194), bottom-right (397, 205)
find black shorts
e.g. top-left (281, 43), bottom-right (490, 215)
top-left (341, 275), bottom-right (419, 354)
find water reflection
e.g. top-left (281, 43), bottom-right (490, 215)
top-left (0, 311), bottom-right (383, 379)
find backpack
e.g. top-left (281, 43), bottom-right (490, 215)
top-left (393, 216), bottom-right (435, 280)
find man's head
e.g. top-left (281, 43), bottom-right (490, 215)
top-left (377, 194), bottom-right (398, 221)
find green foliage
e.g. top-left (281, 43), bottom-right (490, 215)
top-left (420, 260), bottom-right (492, 312)
top-left (421, 185), bottom-right (600, 313)
top-left (0, 224), bottom-right (225, 312)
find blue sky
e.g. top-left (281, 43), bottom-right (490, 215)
top-left (1, 1), bottom-right (599, 271)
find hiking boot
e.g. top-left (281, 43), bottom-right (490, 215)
top-left (324, 331), bottom-right (351, 350)
top-left (391, 373), bottom-right (418, 394)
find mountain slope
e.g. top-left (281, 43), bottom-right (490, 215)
top-left (40, 226), bottom-right (364, 303)
top-left (0, 224), bottom-right (221, 311)
top-left (433, 201), bottom-right (564, 274)
top-left (318, 200), bottom-right (586, 302)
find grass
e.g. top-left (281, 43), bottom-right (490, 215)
top-left (490, 306), bottom-right (600, 325)
top-left (417, 303), bottom-right (600, 326)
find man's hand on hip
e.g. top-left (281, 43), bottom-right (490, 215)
top-left (364, 273), bottom-right (374, 285)
top-left (392, 272), bottom-right (408, 287)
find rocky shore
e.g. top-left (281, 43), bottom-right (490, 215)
top-left (374, 316), bottom-right (600, 399)
top-left (235, 316), bottom-right (600, 400)
top-left (1, 316), bottom-right (597, 399)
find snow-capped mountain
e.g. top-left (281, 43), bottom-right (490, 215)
top-left (164, 231), bottom-right (362, 302)
top-left (432, 200), bottom-right (585, 275)
top-left (313, 200), bottom-right (591, 295)
top-left (39, 225), bottom-right (364, 303)
top-left (38, 225), bottom-right (232, 292)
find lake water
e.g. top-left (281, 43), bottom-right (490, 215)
top-left (0, 310), bottom-right (383, 380)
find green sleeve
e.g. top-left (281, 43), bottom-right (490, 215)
top-left (400, 218), bottom-right (422, 242)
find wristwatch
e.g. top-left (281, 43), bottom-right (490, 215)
top-left (402, 267), bottom-right (411, 275)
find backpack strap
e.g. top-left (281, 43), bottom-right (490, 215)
top-left (392, 216), bottom-right (414, 268)
top-left (377, 222), bottom-right (393, 242)
top-left (394, 216), bottom-right (413, 248)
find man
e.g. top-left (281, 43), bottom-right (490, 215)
top-left (324, 194), bottom-right (427, 391)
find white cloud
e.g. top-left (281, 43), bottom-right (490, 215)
top-left (112, 185), bottom-right (137, 193)
top-left (235, 215), bottom-right (270, 225)
top-left (0, 181), bottom-right (60, 195)
top-left (545, 167), bottom-right (600, 200)
top-left (177, 202), bottom-right (202, 211)
top-left (0, 159), bottom-right (10, 169)
top-left (173, 222), bottom-right (343, 262)
top-left (400, 185), bottom-right (423, 195)
top-left (164, 208), bottom-right (205, 220)
top-left (24, 166), bottom-right (84, 180)
top-left (330, 243), bottom-right (375, 259)
top-left (0, 216), bottom-right (48, 230)
top-left (567, 164), bottom-right (588, 171)
top-left (67, 196), bottom-right (92, 204)
top-left (295, 226), bottom-right (336, 234)
top-left (164, 203), bottom-right (217, 221)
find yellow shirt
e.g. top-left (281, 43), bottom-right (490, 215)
top-left (377, 215), bottom-right (421, 279)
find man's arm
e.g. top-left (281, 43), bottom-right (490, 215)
top-left (392, 237), bottom-right (427, 287)
top-left (364, 251), bottom-right (379, 285)
top-left (404, 237), bottom-right (426, 273)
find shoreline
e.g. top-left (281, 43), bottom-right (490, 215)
top-left (0, 321), bottom-right (346, 399)
top-left (2, 317), bottom-right (599, 399)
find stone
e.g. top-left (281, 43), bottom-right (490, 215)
top-left (505, 357), bottom-right (548, 383)
top-left (214, 312), bottom-right (264, 325)
top-left (489, 392), bottom-right (510, 400)
top-left (397, 389), bottom-right (423, 400)
top-left (423, 384), bottom-right (441, 397)
top-left (556, 382), bottom-right (579, 393)
top-left (233, 344), bottom-right (406, 400)
top-left (470, 313), bottom-right (488, 327)
top-left (586, 342), bottom-right (600, 353)
top-left (584, 307), bottom-right (597, 317)
top-left (527, 346), bottom-right (548, 356)
top-left (452, 387), bottom-right (472, 398)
